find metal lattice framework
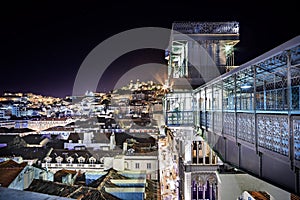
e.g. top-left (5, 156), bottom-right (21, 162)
top-left (237, 113), bottom-right (255, 144)
top-left (172, 21), bottom-right (239, 35)
top-left (193, 36), bottom-right (300, 158)
top-left (257, 114), bottom-right (289, 156)
top-left (294, 118), bottom-right (300, 160)
top-left (164, 34), bottom-right (300, 194)
top-left (165, 37), bottom-right (300, 150)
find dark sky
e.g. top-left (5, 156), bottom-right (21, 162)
top-left (0, 0), bottom-right (298, 97)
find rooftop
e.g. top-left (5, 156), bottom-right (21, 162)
top-left (0, 187), bottom-right (71, 200)
top-left (67, 132), bottom-right (111, 144)
top-left (26, 177), bottom-right (120, 200)
top-left (248, 191), bottom-right (270, 200)
top-left (21, 134), bottom-right (47, 144)
top-left (115, 132), bottom-right (156, 146)
top-left (0, 146), bottom-right (49, 160)
top-left (54, 169), bottom-right (77, 182)
top-left (0, 127), bottom-right (36, 133)
top-left (0, 159), bottom-right (27, 187)
top-left (47, 149), bottom-right (95, 164)
top-left (43, 126), bottom-right (74, 132)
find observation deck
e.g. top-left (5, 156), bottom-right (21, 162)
top-left (164, 35), bottom-right (300, 195)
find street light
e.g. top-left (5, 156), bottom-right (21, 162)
top-left (241, 83), bottom-right (252, 89)
top-left (225, 45), bottom-right (232, 53)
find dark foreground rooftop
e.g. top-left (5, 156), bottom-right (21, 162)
top-left (0, 187), bottom-right (71, 200)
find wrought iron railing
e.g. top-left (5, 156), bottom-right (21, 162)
top-left (172, 21), bottom-right (239, 34)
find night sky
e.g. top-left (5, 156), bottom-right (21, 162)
top-left (0, 0), bottom-right (298, 97)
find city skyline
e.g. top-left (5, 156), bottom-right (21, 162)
top-left (0, 6), bottom-right (300, 198)
top-left (0, 0), bottom-right (298, 97)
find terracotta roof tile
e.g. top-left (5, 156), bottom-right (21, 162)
top-left (0, 160), bottom-right (27, 187)
top-left (26, 179), bottom-right (120, 200)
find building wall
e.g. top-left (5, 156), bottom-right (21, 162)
top-left (27, 119), bottom-right (74, 131)
top-left (64, 142), bottom-right (110, 150)
top-left (42, 162), bottom-right (105, 173)
top-left (184, 172), bottom-right (191, 199)
top-left (124, 155), bottom-right (158, 180)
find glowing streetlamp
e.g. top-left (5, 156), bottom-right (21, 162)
top-left (225, 45), bottom-right (232, 53)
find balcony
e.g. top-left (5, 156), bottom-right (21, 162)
top-left (184, 163), bottom-right (219, 173)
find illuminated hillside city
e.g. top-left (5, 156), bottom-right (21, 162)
top-left (0, 21), bottom-right (300, 200)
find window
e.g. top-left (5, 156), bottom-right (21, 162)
top-left (135, 163), bottom-right (140, 169)
top-left (147, 163), bottom-right (151, 169)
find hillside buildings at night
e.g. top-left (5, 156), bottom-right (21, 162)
top-left (1, 21), bottom-right (300, 200)
top-left (0, 80), bottom-right (165, 199)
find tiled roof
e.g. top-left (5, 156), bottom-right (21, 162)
top-left (26, 179), bottom-right (80, 197)
top-left (115, 132), bottom-right (155, 146)
top-left (87, 149), bottom-right (123, 160)
top-left (0, 127), bottom-right (36, 133)
top-left (54, 169), bottom-right (77, 182)
top-left (0, 187), bottom-right (71, 200)
top-left (145, 179), bottom-right (160, 200)
top-left (88, 168), bottom-right (129, 188)
top-left (248, 191), bottom-right (270, 200)
top-left (0, 159), bottom-right (27, 187)
top-left (0, 146), bottom-right (49, 160)
top-left (93, 132), bottom-right (110, 143)
top-left (67, 132), bottom-right (110, 144)
top-left (21, 134), bottom-right (45, 144)
top-left (0, 135), bottom-right (16, 144)
top-left (66, 133), bottom-right (81, 142)
top-left (43, 126), bottom-right (74, 132)
top-left (26, 179), bottom-right (120, 200)
top-left (291, 193), bottom-right (300, 200)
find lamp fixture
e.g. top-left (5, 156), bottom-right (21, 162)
top-left (241, 83), bottom-right (252, 89)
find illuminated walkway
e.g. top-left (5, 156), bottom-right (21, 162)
top-left (164, 35), bottom-right (300, 195)
top-left (158, 132), bottom-right (179, 200)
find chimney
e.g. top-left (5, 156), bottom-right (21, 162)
top-left (110, 132), bottom-right (116, 150)
top-left (123, 142), bottom-right (128, 153)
